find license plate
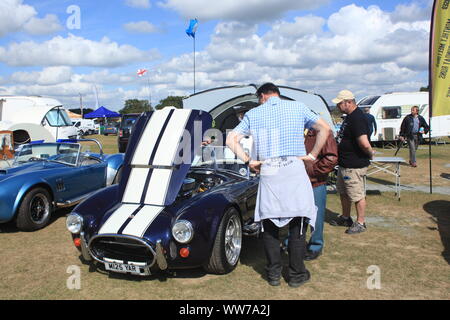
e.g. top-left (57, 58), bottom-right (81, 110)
top-left (104, 262), bottom-right (151, 276)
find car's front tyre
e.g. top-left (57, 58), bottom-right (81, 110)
top-left (16, 188), bottom-right (52, 231)
top-left (204, 207), bottom-right (242, 274)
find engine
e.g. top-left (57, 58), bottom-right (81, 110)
top-left (179, 172), bottom-right (224, 199)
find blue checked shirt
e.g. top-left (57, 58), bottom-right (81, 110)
top-left (233, 97), bottom-right (319, 161)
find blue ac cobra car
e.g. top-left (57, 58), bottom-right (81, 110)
top-left (0, 139), bottom-right (124, 231)
top-left (66, 108), bottom-right (259, 276)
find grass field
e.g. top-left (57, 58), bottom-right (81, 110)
top-left (0, 134), bottom-right (449, 300)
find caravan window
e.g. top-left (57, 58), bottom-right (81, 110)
top-left (381, 106), bottom-right (401, 119)
top-left (45, 108), bottom-right (73, 127)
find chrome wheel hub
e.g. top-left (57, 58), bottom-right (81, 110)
top-left (224, 215), bottom-right (242, 266)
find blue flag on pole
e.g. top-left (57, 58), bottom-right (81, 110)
top-left (186, 19), bottom-right (198, 38)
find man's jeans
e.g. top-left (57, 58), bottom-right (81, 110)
top-left (263, 217), bottom-right (308, 281)
top-left (308, 184), bottom-right (327, 253)
top-left (407, 135), bottom-right (419, 163)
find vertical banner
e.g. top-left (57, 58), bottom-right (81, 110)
top-left (430, 0), bottom-right (450, 117)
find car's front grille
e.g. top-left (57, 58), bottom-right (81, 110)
top-left (89, 235), bottom-right (155, 265)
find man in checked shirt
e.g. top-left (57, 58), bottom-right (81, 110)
top-left (227, 83), bottom-right (331, 287)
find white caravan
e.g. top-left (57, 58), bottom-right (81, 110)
top-left (0, 96), bottom-right (78, 145)
top-left (357, 92), bottom-right (450, 142)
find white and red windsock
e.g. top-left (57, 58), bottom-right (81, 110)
top-left (137, 69), bottom-right (148, 77)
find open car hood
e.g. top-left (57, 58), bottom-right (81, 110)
top-left (118, 108), bottom-right (212, 207)
top-left (182, 84), bottom-right (335, 134)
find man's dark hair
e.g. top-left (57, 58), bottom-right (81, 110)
top-left (256, 83), bottom-right (280, 98)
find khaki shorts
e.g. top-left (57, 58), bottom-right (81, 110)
top-left (336, 167), bottom-right (368, 203)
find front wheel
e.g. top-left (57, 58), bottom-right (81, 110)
top-left (16, 188), bottom-right (52, 231)
top-left (204, 207), bottom-right (242, 274)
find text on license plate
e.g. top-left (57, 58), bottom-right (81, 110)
top-left (105, 262), bottom-right (150, 276)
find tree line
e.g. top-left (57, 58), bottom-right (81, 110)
top-left (119, 96), bottom-right (184, 114)
top-left (69, 96), bottom-right (185, 116)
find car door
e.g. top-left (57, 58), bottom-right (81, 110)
top-left (76, 156), bottom-right (107, 195)
top-left (51, 165), bottom-right (87, 203)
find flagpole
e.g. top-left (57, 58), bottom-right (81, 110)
top-left (186, 18), bottom-right (198, 95)
top-left (193, 36), bottom-right (196, 94)
top-left (428, 0), bottom-right (438, 195)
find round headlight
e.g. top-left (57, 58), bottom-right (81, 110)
top-left (66, 213), bottom-right (83, 234)
top-left (172, 220), bottom-right (194, 244)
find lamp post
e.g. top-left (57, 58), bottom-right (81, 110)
top-left (79, 93), bottom-right (83, 118)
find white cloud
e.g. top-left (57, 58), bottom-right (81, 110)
top-left (0, 0), bottom-right (62, 36)
top-left (125, 0), bottom-right (151, 9)
top-left (158, 3), bottom-right (430, 101)
top-left (22, 14), bottom-right (63, 35)
top-left (204, 4), bottom-right (430, 70)
top-left (0, 34), bottom-right (161, 67)
top-left (266, 15), bottom-right (326, 40)
top-left (0, 0), bottom-right (36, 36)
top-left (0, 3), bottom-right (431, 110)
top-left (10, 67), bottom-right (73, 85)
top-left (158, 0), bottom-right (330, 22)
top-left (390, 1), bottom-right (432, 22)
top-left (124, 21), bottom-right (160, 33)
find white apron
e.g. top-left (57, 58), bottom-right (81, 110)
top-left (254, 156), bottom-right (317, 232)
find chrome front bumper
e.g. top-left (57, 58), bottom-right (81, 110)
top-left (84, 234), bottom-right (168, 272)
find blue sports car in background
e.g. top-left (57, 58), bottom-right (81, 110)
top-left (66, 109), bottom-right (259, 277)
top-left (0, 139), bottom-right (124, 231)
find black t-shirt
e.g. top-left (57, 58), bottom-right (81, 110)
top-left (337, 108), bottom-right (370, 168)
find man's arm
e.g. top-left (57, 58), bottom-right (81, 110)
top-left (420, 116), bottom-right (430, 134)
top-left (357, 134), bottom-right (375, 160)
top-left (372, 116), bottom-right (377, 135)
top-left (226, 131), bottom-right (250, 163)
top-left (399, 116), bottom-right (407, 139)
top-left (299, 118), bottom-right (331, 161)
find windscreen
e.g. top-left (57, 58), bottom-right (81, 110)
top-left (192, 145), bottom-right (249, 177)
top-left (14, 143), bottom-right (80, 166)
top-left (45, 108), bottom-right (73, 127)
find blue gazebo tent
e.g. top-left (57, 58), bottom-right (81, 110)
top-left (84, 106), bottom-right (120, 119)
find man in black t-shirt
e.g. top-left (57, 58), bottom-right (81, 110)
top-left (331, 90), bottom-right (375, 234)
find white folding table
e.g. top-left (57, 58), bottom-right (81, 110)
top-left (365, 157), bottom-right (407, 200)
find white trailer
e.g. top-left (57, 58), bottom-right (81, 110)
top-left (0, 96), bottom-right (78, 145)
top-left (357, 92), bottom-right (450, 142)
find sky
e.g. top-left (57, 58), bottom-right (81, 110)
top-left (0, 0), bottom-right (434, 111)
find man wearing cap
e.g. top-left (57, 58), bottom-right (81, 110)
top-left (331, 90), bottom-right (375, 234)
top-left (226, 83), bottom-right (331, 287)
